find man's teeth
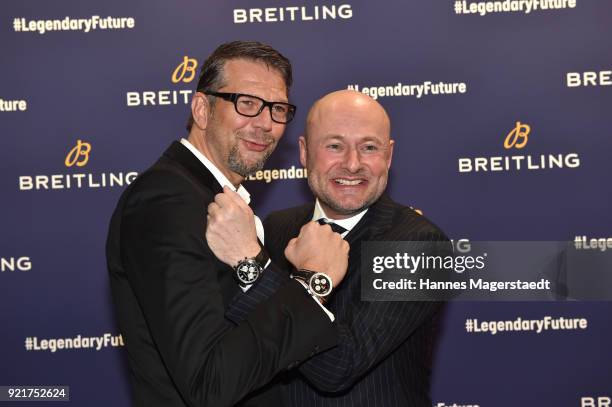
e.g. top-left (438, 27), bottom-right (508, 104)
top-left (334, 179), bottom-right (363, 185)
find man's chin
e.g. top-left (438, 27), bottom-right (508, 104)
top-left (324, 190), bottom-right (384, 216)
top-left (229, 159), bottom-right (266, 177)
top-left (240, 147), bottom-right (273, 165)
top-left (325, 198), bottom-right (369, 216)
top-left (228, 151), bottom-right (270, 177)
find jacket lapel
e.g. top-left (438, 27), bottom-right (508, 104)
top-left (162, 141), bottom-right (237, 302)
top-left (321, 195), bottom-right (399, 308)
top-left (162, 141), bottom-right (224, 194)
top-left (361, 193), bottom-right (398, 241)
top-left (345, 193), bottom-right (397, 245)
top-left (290, 204), bottom-right (316, 238)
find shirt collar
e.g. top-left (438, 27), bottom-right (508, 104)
top-left (311, 199), bottom-right (368, 234)
top-left (180, 138), bottom-right (251, 204)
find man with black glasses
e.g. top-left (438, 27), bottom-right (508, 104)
top-left (106, 41), bottom-right (348, 407)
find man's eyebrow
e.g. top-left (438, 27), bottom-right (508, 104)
top-left (360, 136), bottom-right (383, 144)
top-left (321, 134), bottom-right (344, 141)
top-left (319, 135), bottom-right (385, 144)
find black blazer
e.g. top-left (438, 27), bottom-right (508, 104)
top-left (106, 141), bottom-right (338, 407)
top-left (226, 194), bottom-right (449, 407)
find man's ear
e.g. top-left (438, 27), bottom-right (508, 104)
top-left (387, 139), bottom-right (395, 170)
top-left (191, 92), bottom-right (211, 130)
top-left (299, 135), bottom-right (307, 167)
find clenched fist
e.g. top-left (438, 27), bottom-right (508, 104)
top-left (205, 186), bottom-right (260, 267)
top-left (285, 221), bottom-right (349, 286)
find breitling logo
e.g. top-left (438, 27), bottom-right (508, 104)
top-left (503, 121), bottom-right (530, 149)
top-left (64, 139), bottom-right (92, 167)
top-left (171, 56), bottom-right (198, 84)
top-left (18, 140), bottom-right (138, 191)
top-left (126, 56), bottom-right (198, 107)
top-left (457, 121), bottom-right (580, 173)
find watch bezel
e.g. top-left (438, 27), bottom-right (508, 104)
top-left (307, 272), bottom-right (333, 297)
top-left (235, 258), bottom-right (263, 285)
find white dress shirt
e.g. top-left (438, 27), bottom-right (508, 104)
top-left (311, 199), bottom-right (369, 237)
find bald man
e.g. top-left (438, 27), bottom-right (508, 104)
top-left (208, 90), bottom-right (449, 406)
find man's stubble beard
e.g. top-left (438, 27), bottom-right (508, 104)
top-left (228, 142), bottom-right (273, 177)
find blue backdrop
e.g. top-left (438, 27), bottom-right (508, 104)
top-left (2, 1), bottom-right (610, 406)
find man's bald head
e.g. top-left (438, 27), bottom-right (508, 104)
top-left (305, 90), bottom-right (391, 144)
top-left (299, 90), bottom-right (394, 219)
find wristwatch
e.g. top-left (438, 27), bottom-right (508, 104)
top-left (234, 246), bottom-right (269, 286)
top-left (291, 269), bottom-right (333, 297)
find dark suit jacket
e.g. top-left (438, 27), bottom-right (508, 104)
top-left (226, 194), bottom-right (449, 407)
top-left (106, 141), bottom-right (338, 407)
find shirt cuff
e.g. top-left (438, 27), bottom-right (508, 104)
top-left (292, 278), bottom-right (335, 322)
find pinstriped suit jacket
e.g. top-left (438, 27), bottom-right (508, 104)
top-left (227, 194), bottom-right (449, 407)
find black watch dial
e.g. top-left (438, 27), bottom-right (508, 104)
top-left (236, 259), bottom-right (262, 285)
top-left (309, 272), bottom-right (332, 297)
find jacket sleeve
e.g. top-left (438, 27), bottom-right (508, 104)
top-left (225, 261), bottom-right (292, 324)
top-left (118, 172), bottom-right (337, 407)
top-left (225, 210), bottom-right (297, 324)
top-left (295, 233), bottom-right (450, 392)
top-left (296, 299), bottom-right (441, 392)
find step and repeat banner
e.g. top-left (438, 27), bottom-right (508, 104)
top-left (1, 1), bottom-right (610, 406)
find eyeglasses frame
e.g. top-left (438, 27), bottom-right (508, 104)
top-left (202, 91), bottom-right (297, 124)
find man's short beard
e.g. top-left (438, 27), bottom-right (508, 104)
top-left (227, 144), bottom-right (271, 177)
top-left (322, 197), bottom-right (370, 216)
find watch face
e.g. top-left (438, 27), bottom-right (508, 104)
top-left (309, 273), bottom-right (332, 297)
top-left (236, 261), bottom-right (261, 285)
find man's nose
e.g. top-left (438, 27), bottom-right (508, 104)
top-left (342, 147), bottom-right (362, 173)
top-left (251, 106), bottom-right (274, 132)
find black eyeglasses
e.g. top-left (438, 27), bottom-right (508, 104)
top-left (203, 91), bottom-right (296, 124)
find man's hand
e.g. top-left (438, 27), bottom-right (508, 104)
top-left (285, 222), bottom-right (349, 286)
top-left (206, 186), bottom-right (260, 267)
